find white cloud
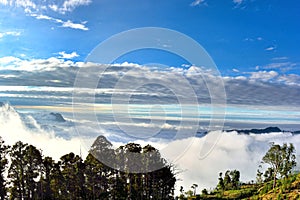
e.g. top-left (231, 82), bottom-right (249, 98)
top-left (58, 51), bottom-right (80, 59)
top-left (61, 20), bottom-right (89, 31)
top-left (1, 0), bottom-right (90, 30)
top-left (0, 0), bottom-right (8, 5)
top-left (0, 0), bottom-right (36, 13)
top-left (233, 0), bottom-right (243, 5)
top-left (0, 103), bottom-right (86, 160)
top-left (190, 0), bottom-right (205, 6)
top-left (49, 4), bottom-right (58, 12)
top-left (30, 14), bottom-right (89, 31)
top-left (60, 0), bottom-right (92, 13)
top-left (0, 31), bottom-right (21, 38)
top-left (244, 37), bottom-right (263, 42)
top-left (0, 56), bottom-right (22, 65)
top-left (0, 56), bottom-right (76, 71)
top-left (1, 58), bottom-right (300, 106)
top-left (272, 57), bottom-right (288, 61)
top-left (250, 70), bottom-right (278, 81)
top-left (277, 74), bottom-right (300, 86)
top-left (170, 131), bottom-right (300, 194)
top-left (265, 46), bottom-right (276, 51)
top-left (262, 62), bottom-right (296, 72)
top-left (0, 0), bottom-right (91, 14)
top-left (33, 14), bottom-right (53, 20)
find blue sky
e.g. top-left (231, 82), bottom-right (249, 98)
top-left (0, 0), bottom-right (299, 76)
top-left (0, 0), bottom-right (300, 111)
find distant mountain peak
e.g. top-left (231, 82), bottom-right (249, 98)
top-left (230, 126), bottom-right (282, 135)
top-left (49, 112), bottom-right (66, 122)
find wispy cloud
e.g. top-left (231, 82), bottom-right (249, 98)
top-left (0, 0), bottom-right (91, 14)
top-left (58, 51), bottom-right (80, 59)
top-left (30, 14), bottom-right (88, 31)
top-left (262, 62), bottom-right (296, 72)
top-left (272, 57), bottom-right (288, 61)
top-left (244, 37), bottom-right (263, 42)
top-left (233, 0), bottom-right (243, 5)
top-left (0, 31), bottom-right (21, 38)
top-left (190, 0), bottom-right (205, 6)
top-left (0, 0), bottom-right (90, 30)
top-left (59, 0), bottom-right (92, 14)
top-left (0, 0), bottom-right (37, 13)
top-left (265, 45), bottom-right (276, 51)
top-left (61, 20), bottom-right (88, 31)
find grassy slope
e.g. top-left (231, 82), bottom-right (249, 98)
top-left (194, 173), bottom-right (300, 200)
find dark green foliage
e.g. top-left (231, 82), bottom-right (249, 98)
top-left (202, 188), bottom-right (208, 195)
top-left (8, 142), bottom-right (43, 199)
top-left (217, 170), bottom-right (241, 191)
top-left (0, 136), bottom-right (176, 199)
top-left (0, 137), bottom-right (9, 200)
top-left (261, 143), bottom-right (296, 189)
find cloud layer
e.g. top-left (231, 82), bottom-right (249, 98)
top-left (1, 102), bottom-right (300, 195)
top-left (1, 57), bottom-right (300, 106)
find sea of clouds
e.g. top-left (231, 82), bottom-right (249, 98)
top-left (1, 102), bottom-right (300, 194)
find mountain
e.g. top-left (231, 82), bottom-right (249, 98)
top-left (228, 126), bottom-right (282, 135)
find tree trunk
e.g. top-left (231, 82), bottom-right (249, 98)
top-left (273, 173), bottom-right (276, 190)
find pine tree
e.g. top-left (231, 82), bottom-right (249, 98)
top-left (0, 137), bottom-right (9, 200)
top-left (8, 142), bottom-right (42, 199)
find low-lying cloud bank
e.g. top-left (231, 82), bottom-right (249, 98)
top-left (0, 102), bottom-right (86, 160)
top-left (1, 103), bottom-right (300, 194)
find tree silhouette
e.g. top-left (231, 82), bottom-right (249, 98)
top-left (0, 137), bottom-right (9, 200)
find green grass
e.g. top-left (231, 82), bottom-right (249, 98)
top-left (194, 173), bottom-right (300, 200)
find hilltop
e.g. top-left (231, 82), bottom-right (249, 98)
top-left (191, 173), bottom-right (300, 200)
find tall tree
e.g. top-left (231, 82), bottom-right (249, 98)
top-left (230, 170), bottom-right (240, 189)
top-left (191, 183), bottom-right (198, 196)
top-left (217, 172), bottom-right (224, 191)
top-left (60, 152), bottom-right (85, 199)
top-left (8, 141), bottom-right (28, 199)
top-left (84, 153), bottom-right (110, 200)
top-left (0, 137), bottom-right (9, 200)
top-left (8, 142), bottom-right (42, 199)
top-left (24, 145), bottom-right (43, 199)
top-left (261, 142), bottom-right (296, 189)
top-left (39, 156), bottom-right (55, 199)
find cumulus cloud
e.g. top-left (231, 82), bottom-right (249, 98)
top-left (58, 51), bottom-right (80, 59)
top-left (250, 70), bottom-right (278, 81)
